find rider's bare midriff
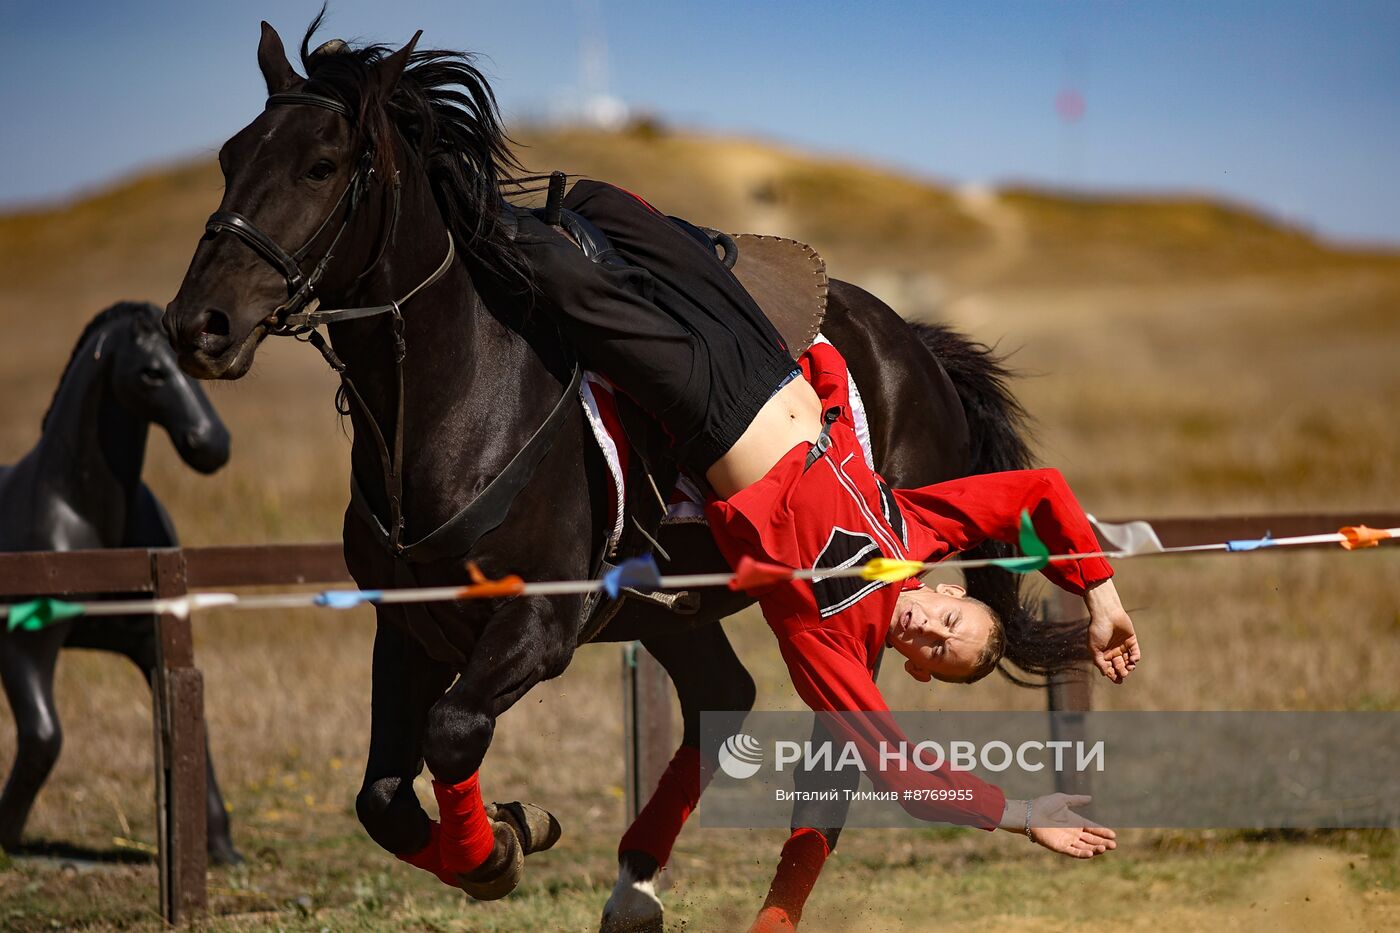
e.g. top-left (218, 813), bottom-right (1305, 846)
top-left (705, 376), bottom-right (824, 499)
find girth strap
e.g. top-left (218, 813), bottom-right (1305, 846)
top-left (348, 360), bottom-right (584, 563)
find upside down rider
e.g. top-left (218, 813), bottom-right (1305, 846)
top-left (399, 179), bottom-right (1143, 931)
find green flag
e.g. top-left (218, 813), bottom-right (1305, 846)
top-left (7, 597), bottom-right (84, 633)
top-left (991, 509), bottom-right (1050, 574)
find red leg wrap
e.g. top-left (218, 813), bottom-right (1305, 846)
top-left (617, 745), bottom-right (709, 867)
top-left (750, 906), bottom-right (798, 933)
top-left (396, 820), bottom-right (458, 886)
top-left (753, 828), bottom-right (831, 930)
top-left (432, 772), bottom-right (496, 874)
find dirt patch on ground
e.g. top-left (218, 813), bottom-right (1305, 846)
top-left (937, 847), bottom-right (1398, 933)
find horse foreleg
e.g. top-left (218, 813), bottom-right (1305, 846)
top-left (0, 624), bottom-right (67, 850)
top-left (602, 623), bottom-right (756, 933)
top-left (420, 596), bottom-right (570, 900)
top-left (356, 614), bottom-right (454, 863)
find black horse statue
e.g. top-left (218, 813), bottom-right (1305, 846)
top-left (164, 21), bottom-right (1045, 924)
top-left (0, 301), bottom-right (242, 865)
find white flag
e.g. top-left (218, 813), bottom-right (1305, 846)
top-left (1088, 515), bottom-right (1165, 556)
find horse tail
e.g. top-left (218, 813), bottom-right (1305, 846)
top-left (907, 322), bottom-right (1087, 686)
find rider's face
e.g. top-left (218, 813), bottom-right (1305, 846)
top-left (887, 583), bottom-right (995, 683)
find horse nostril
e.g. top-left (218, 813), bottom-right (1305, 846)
top-left (201, 308), bottom-right (231, 338)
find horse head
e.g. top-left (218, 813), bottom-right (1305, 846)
top-left (109, 303), bottom-right (230, 473)
top-left (163, 21), bottom-right (417, 379)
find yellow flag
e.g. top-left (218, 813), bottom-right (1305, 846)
top-left (860, 558), bottom-right (926, 583)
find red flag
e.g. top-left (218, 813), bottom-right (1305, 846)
top-left (728, 555), bottom-right (794, 593)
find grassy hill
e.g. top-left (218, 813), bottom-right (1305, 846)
top-left (2, 123), bottom-right (1390, 303)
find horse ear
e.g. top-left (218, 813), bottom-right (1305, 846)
top-left (257, 21), bottom-right (300, 95)
top-left (372, 30), bottom-right (422, 99)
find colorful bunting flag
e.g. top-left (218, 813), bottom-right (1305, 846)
top-left (991, 509), bottom-right (1051, 573)
top-left (457, 562), bottom-right (526, 599)
top-left (7, 597), bottom-right (84, 633)
top-left (315, 590), bottom-right (383, 609)
top-left (860, 558), bottom-right (926, 583)
top-left (727, 555), bottom-right (794, 593)
top-left (603, 555), bottom-right (663, 599)
top-left (1340, 525), bottom-right (1390, 550)
top-left (1089, 515), bottom-right (1165, 555)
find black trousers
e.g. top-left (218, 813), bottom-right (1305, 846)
top-left (511, 180), bottom-right (796, 474)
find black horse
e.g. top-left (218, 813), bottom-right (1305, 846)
top-left (0, 302), bottom-right (241, 865)
top-left (164, 22), bottom-right (1050, 922)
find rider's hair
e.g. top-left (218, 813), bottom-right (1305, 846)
top-left (938, 596), bottom-right (1005, 685)
top-left (948, 595), bottom-right (1091, 686)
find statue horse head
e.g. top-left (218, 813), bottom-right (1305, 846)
top-left (46, 301), bottom-right (229, 474)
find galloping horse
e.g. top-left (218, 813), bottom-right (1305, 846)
top-left (163, 21), bottom-right (1044, 925)
top-left (0, 301), bottom-right (241, 865)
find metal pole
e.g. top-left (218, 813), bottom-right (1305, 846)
top-left (150, 549), bottom-right (207, 924)
top-left (621, 641), bottom-right (673, 825)
top-left (1045, 590), bottom-right (1093, 797)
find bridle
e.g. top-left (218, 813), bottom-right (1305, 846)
top-left (203, 91), bottom-right (453, 336)
top-left (201, 90), bottom-right (580, 562)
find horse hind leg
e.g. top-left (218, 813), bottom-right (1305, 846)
top-left (0, 625), bottom-right (68, 850)
top-left (602, 622), bottom-right (757, 933)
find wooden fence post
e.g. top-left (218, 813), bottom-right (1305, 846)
top-left (1045, 590), bottom-right (1093, 797)
top-left (621, 642), bottom-right (673, 826)
top-left (149, 549), bottom-right (207, 924)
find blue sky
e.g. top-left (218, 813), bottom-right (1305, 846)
top-left (1, 1), bottom-right (1397, 245)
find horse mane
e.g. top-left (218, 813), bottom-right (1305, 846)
top-left (41, 301), bottom-right (161, 432)
top-left (296, 12), bottom-right (538, 292)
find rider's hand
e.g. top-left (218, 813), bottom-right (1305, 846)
top-left (1002, 794), bottom-right (1117, 859)
top-left (1085, 579), bottom-right (1140, 683)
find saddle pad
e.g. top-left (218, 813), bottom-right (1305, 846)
top-left (727, 235), bottom-right (828, 361)
top-left (577, 334), bottom-right (874, 554)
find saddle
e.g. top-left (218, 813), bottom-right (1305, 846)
top-left (727, 233), bottom-right (829, 360)
top-left (537, 181), bottom-right (830, 642)
top-left (550, 201), bottom-right (829, 361)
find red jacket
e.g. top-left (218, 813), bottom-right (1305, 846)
top-left (705, 340), bottom-right (1113, 829)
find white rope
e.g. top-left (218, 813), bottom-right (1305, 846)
top-left (7, 524), bottom-right (1393, 622)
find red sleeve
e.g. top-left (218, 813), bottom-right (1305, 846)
top-left (894, 468), bottom-right (1113, 596)
top-left (799, 342), bottom-right (852, 415)
top-left (778, 628), bottom-right (1006, 830)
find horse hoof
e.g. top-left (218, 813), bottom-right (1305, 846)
top-left (207, 839), bottom-right (245, 867)
top-left (455, 821), bottom-right (524, 901)
top-left (600, 871), bottom-right (664, 933)
top-left (488, 800), bottom-right (562, 855)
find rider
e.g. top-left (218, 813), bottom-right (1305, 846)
top-left (419, 179), bottom-right (1141, 928)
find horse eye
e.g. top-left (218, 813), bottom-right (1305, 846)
top-left (307, 160), bottom-right (336, 181)
top-left (140, 366), bottom-right (168, 385)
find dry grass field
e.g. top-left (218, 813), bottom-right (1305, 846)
top-left (1, 124), bottom-right (1398, 931)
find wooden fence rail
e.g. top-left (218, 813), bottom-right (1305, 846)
top-left (0, 511), bottom-right (1395, 924)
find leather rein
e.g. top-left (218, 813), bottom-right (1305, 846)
top-left (203, 91), bottom-right (581, 563)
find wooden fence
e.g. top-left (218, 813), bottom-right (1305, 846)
top-left (0, 511), bottom-right (1395, 924)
